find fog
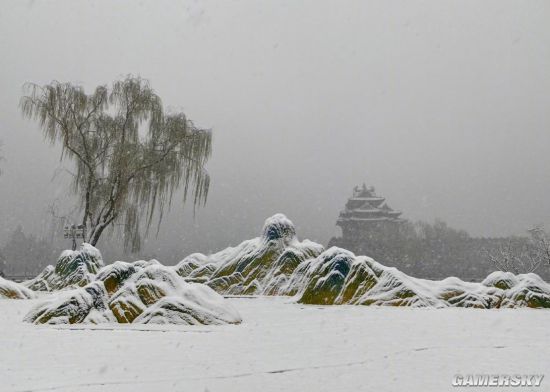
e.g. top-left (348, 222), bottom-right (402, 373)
top-left (1, 0), bottom-right (550, 263)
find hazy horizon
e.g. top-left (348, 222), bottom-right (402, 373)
top-left (1, 0), bottom-right (550, 262)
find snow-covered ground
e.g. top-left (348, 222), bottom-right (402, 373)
top-left (1, 297), bottom-right (549, 392)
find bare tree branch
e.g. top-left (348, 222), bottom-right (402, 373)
top-left (20, 76), bottom-right (212, 252)
top-left (483, 230), bottom-right (549, 275)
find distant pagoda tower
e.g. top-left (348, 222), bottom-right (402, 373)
top-left (331, 184), bottom-right (405, 253)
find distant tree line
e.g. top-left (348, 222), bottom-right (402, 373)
top-left (0, 140), bottom-right (4, 176)
top-left (0, 226), bottom-right (56, 277)
top-left (329, 220), bottom-right (550, 281)
top-left (0, 224), bottom-right (138, 277)
top-left (2, 219), bottom-right (549, 281)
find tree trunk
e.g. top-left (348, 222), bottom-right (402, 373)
top-left (89, 221), bottom-right (109, 247)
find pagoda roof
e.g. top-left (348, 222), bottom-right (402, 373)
top-left (354, 208), bottom-right (381, 213)
top-left (349, 196), bottom-right (385, 201)
top-left (379, 202), bottom-right (391, 210)
top-left (336, 216), bottom-right (405, 225)
top-left (337, 184), bottom-right (404, 225)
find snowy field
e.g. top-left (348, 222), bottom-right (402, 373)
top-left (1, 296), bottom-right (549, 392)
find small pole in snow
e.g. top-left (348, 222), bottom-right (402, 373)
top-left (64, 224), bottom-right (86, 251)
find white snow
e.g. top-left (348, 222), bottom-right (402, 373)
top-left (26, 243), bottom-right (105, 292)
top-left (1, 296), bottom-right (549, 392)
top-left (171, 216), bottom-right (550, 308)
top-left (0, 277), bottom-right (36, 299)
top-left (24, 263), bottom-right (242, 326)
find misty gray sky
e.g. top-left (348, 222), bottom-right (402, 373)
top-left (1, 0), bottom-right (550, 262)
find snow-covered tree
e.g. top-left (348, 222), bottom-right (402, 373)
top-left (0, 140), bottom-right (4, 176)
top-left (20, 76), bottom-right (212, 251)
top-left (483, 228), bottom-right (550, 275)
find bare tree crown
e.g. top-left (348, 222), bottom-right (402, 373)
top-left (483, 228), bottom-right (550, 275)
top-left (20, 76), bottom-right (212, 251)
top-left (0, 141), bottom-right (3, 176)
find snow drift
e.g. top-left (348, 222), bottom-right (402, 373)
top-left (24, 258), bottom-right (241, 325)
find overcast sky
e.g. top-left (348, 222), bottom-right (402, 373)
top-left (1, 0), bottom-right (549, 262)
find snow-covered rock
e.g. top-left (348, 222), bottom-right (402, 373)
top-left (24, 282), bottom-right (113, 324)
top-left (173, 253), bottom-right (214, 283)
top-left (280, 247), bottom-right (550, 308)
top-left (96, 259), bottom-right (160, 295)
top-left (0, 277), bottom-right (36, 299)
top-left (175, 214), bottom-right (325, 295)
top-left (171, 215), bottom-right (550, 309)
top-left (24, 262), bottom-right (241, 325)
top-left (483, 271), bottom-right (550, 308)
top-left (20, 214), bottom-right (550, 312)
top-left (25, 243), bottom-right (104, 292)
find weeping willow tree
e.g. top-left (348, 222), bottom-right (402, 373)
top-left (20, 76), bottom-right (212, 252)
top-left (0, 141), bottom-right (3, 176)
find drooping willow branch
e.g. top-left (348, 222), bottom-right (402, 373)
top-left (20, 76), bottom-right (212, 252)
top-left (0, 141), bottom-right (4, 176)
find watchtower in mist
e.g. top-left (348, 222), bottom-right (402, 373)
top-left (336, 184), bottom-right (404, 239)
